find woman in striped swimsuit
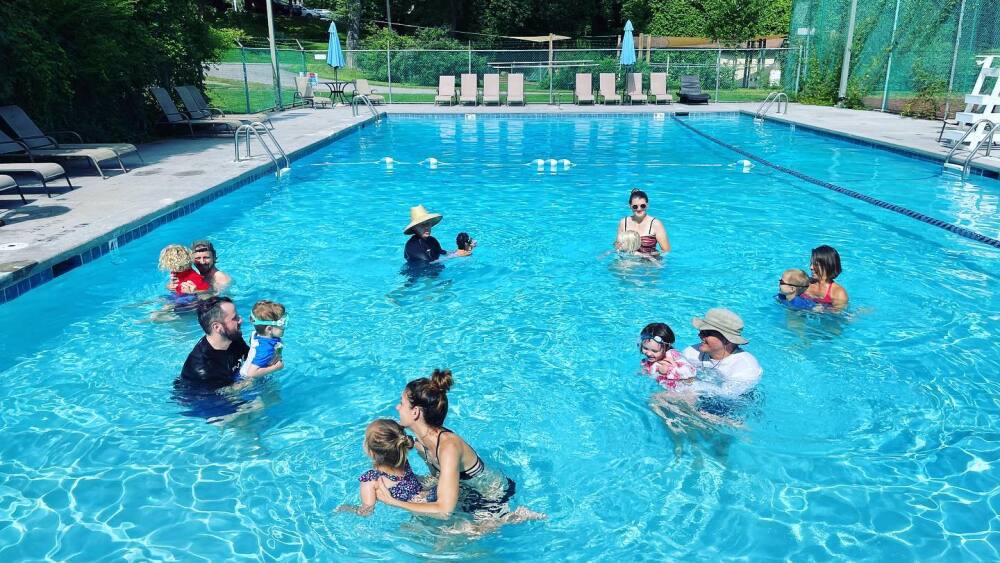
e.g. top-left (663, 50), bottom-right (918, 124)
top-left (615, 188), bottom-right (671, 256)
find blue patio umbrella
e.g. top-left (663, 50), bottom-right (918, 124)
top-left (326, 21), bottom-right (346, 79)
top-left (620, 20), bottom-right (637, 67)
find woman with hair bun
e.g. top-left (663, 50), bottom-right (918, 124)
top-left (376, 369), bottom-right (544, 523)
top-left (615, 188), bottom-right (671, 255)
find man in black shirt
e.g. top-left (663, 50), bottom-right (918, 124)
top-left (403, 204), bottom-right (446, 263)
top-left (178, 296), bottom-right (249, 390)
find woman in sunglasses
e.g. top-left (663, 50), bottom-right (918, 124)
top-left (615, 188), bottom-right (671, 255)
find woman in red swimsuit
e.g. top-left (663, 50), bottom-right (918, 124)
top-left (615, 188), bottom-right (671, 255)
top-left (802, 245), bottom-right (849, 310)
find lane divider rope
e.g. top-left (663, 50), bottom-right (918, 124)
top-left (672, 116), bottom-right (1000, 250)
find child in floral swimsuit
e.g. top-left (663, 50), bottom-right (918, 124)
top-left (638, 322), bottom-right (696, 389)
top-left (338, 419), bottom-right (426, 515)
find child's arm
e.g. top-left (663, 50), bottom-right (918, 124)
top-left (655, 352), bottom-right (697, 381)
top-left (242, 359), bottom-right (284, 379)
top-left (336, 480), bottom-right (377, 516)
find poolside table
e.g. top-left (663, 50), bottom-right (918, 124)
top-left (317, 80), bottom-right (354, 105)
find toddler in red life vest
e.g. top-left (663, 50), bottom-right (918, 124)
top-left (158, 244), bottom-right (210, 296)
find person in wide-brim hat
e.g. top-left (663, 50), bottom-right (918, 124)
top-left (403, 205), bottom-right (446, 263)
top-left (691, 307), bottom-right (748, 345)
top-left (403, 205), bottom-right (442, 235)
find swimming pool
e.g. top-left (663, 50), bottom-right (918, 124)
top-left (1, 113), bottom-right (998, 560)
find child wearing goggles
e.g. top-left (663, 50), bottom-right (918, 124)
top-left (638, 322), bottom-right (696, 389)
top-left (239, 300), bottom-right (287, 379)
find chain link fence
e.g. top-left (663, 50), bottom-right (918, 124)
top-left (785, 0), bottom-right (1000, 118)
top-left (203, 46), bottom-right (800, 112)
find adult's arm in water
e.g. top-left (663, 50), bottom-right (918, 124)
top-left (375, 437), bottom-right (461, 519)
top-left (652, 218), bottom-right (671, 253)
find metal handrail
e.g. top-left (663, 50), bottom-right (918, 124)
top-left (352, 94), bottom-right (382, 121)
top-left (943, 118), bottom-right (997, 177)
top-left (234, 121), bottom-right (289, 176)
top-left (754, 92), bottom-right (788, 120)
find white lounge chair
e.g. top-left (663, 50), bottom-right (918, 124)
top-left (648, 73), bottom-right (673, 104)
top-left (599, 73), bottom-right (621, 104)
top-left (626, 73), bottom-right (645, 105)
top-left (483, 74), bottom-right (501, 105)
top-left (435, 76), bottom-right (457, 105)
top-left (353, 79), bottom-right (385, 104)
top-left (507, 73), bottom-right (525, 106)
top-left (0, 174), bottom-right (25, 204)
top-left (0, 134), bottom-right (73, 196)
top-left (460, 74), bottom-right (478, 105)
top-left (574, 74), bottom-right (594, 105)
top-left (294, 77), bottom-right (333, 108)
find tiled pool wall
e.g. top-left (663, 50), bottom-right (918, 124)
top-left (3, 110), bottom-right (996, 304)
top-left (0, 117), bottom-right (377, 305)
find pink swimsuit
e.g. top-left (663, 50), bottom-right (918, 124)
top-left (803, 281), bottom-right (837, 305)
top-left (641, 349), bottom-right (697, 389)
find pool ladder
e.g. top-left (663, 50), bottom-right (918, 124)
top-left (352, 95), bottom-right (383, 122)
top-left (754, 92), bottom-right (788, 122)
top-left (234, 122), bottom-right (290, 177)
top-left (942, 118), bottom-right (997, 178)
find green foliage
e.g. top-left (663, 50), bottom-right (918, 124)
top-left (0, 0), bottom-right (229, 141)
top-left (900, 64), bottom-right (948, 118)
top-left (354, 28), bottom-right (486, 86)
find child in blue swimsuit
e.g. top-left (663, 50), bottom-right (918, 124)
top-left (239, 300), bottom-right (287, 380)
top-left (776, 269), bottom-right (816, 311)
top-left (338, 419), bottom-right (427, 516)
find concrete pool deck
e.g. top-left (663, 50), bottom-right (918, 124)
top-left (1, 101), bottom-right (997, 300)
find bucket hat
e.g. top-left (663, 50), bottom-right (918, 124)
top-left (403, 205), bottom-right (443, 235)
top-left (691, 308), bottom-right (748, 345)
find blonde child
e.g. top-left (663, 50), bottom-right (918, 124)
top-left (338, 419), bottom-right (426, 516)
top-left (158, 244), bottom-right (210, 296)
top-left (639, 322), bottom-right (696, 389)
top-left (776, 268), bottom-right (815, 310)
top-left (617, 230), bottom-right (641, 254)
top-left (239, 300), bottom-right (287, 379)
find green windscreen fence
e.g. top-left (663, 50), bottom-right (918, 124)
top-left (785, 0), bottom-right (1000, 118)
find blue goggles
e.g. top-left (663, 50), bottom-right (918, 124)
top-left (251, 313), bottom-right (288, 328)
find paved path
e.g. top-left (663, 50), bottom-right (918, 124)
top-left (206, 63), bottom-right (436, 94)
top-left (2, 102), bottom-right (995, 297)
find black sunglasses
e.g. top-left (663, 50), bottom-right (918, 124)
top-left (631, 203), bottom-right (647, 210)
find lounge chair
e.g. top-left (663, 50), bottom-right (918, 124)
top-left (574, 74), bottom-right (594, 105)
top-left (294, 77), bottom-right (333, 108)
top-left (150, 87), bottom-right (244, 136)
top-left (0, 120), bottom-right (122, 179)
top-left (0, 133), bottom-right (73, 196)
top-left (678, 75), bottom-right (710, 104)
top-left (599, 73), bottom-right (621, 104)
top-left (174, 86), bottom-right (272, 127)
top-left (648, 73), bottom-right (673, 104)
top-left (482, 74), bottom-right (501, 105)
top-left (435, 76), bottom-right (457, 105)
top-left (460, 74), bottom-right (478, 105)
top-left (625, 73), bottom-right (645, 105)
top-left (507, 73), bottom-right (525, 106)
top-left (0, 174), bottom-right (26, 204)
top-left (0, 105), bottom-right (142, 168)
top-left (352, 79), bottom-right (385, 104)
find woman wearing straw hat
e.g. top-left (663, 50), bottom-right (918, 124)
top-left (680, 308), bottom-right (763, 405)
top-left (403, 205), bottom-right (446, 263)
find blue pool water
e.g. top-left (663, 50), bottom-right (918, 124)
top-left (1, 113), bottom-right (998, 560)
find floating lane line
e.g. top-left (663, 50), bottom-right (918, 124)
top-left (672, 116), bottom-right (1000, 250)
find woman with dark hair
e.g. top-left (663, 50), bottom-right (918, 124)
top-left (376, 369), bottom-right (544, 523)
top-left (802, 245), bottom-right (849, 310)
top-left (615, 188), bottom-right (671, 255)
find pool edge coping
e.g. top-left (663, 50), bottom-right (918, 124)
top-left (0, 115), bottom-right (377, 305)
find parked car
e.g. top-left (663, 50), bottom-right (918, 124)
top-left (301, 7), bottom-right (333, 19)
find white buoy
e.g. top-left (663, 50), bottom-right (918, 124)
top-left (737, 159), bottom-right (753, 172)
top-left (532, 158), bottom-right (545, 171)
top-left (424, 157), bottom-right (439, 169)
top-left (560, 159), bottom-right (573, 170)
top-left (548, 158), bottom-right (557, 171)
top-left (382, 156), bottom-right (394, 169)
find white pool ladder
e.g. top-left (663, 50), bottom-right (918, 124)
top-left (943, 118), bottom-right (997, 177)
top-left (754, 92), bottom-right (788, 121)
top-left (234, 122), bottom-right (290, 176)
top-left (352, 95), bottom-right (382, 122)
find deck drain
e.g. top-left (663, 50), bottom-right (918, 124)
top-left (1, 242), bottom-right (29, 251)
top-left (132, 169), bottom-right (163, 176)
top-left (172, 170), bottom-right (205, 177)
